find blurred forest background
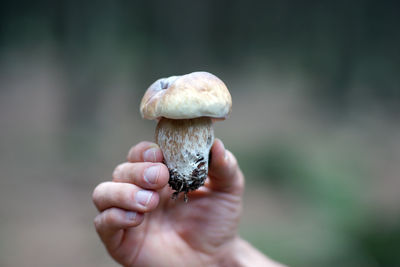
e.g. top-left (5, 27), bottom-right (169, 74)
top-left (1, 1), bottom-right (400, 266)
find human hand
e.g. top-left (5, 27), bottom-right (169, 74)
top-left (92, 139), bottom-right (282, 266)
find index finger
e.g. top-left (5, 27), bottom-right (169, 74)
top-left (127, 141), bottom-right (163, 163)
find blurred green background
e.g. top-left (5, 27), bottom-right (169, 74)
top-left (1, 1), bottom-right (400, 266)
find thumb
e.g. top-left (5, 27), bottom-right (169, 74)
top-left (208, 139), bottom-right (244, 195)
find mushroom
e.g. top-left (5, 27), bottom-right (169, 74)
top-left (140, 71), bottom-right (232, 201)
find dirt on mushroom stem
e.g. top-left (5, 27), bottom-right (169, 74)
top-left (155, 117), bottom-right (214, 202)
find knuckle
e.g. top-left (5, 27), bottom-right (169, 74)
top-left (127, 145), bottom-right (136, 160)
top-left (112, 163), bottom-right (126, 180)
top-left (93, 214), bottom-right (102, 230)
top-left (103, 209), bottom-right (119, 225)
top-left (92, 182), bottom-right (108, 203)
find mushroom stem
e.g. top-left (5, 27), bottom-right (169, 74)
top-left (155, 117), bottom-right (214, 201)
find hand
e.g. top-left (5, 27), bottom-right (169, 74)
top-left (92, 139), bottom-right (282, 266)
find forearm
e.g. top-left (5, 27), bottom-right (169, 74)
top-left (221, 237), bottom-right (285, 267)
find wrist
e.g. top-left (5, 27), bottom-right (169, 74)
top-left (219, 237), bottom-right (285, 267)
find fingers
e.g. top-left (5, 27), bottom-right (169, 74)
top-left (127, 141), bottom-right (163, 163)
top-left (112, 162), bottom-right (169, 190)
top-left (208, 139), bottom-right (245, 195)
top-left (92, 182), bottom-right (160, 213)
top-left (93, 141), bottom-right (166, 255)
top-left (92, 178), bottom-right (161, 251)
top-left (94, 207), bottom-right (144, 250)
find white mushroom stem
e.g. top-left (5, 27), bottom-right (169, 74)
top-left (155, 117), bottom-right (214, 201)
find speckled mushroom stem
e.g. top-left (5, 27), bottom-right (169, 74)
top-left (155, 117), bottom-right (214, 202)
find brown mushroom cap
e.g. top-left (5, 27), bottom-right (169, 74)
top-left (140, 72), bottom-right (232, 120)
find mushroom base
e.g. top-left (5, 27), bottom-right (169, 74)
top-left (155, 117), bottom-right (214, 202)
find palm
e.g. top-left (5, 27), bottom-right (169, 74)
top-left (117, 185), bottom-right (241, 266)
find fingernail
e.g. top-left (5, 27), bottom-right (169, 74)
top-left (144, 165), bottom-right (160, 184)
top-left (126, 211), bottom-right (137, 221)
top-left (143, 147), bottom-right (158, 162)
top-left (136, 190), bottom-right (153, 206)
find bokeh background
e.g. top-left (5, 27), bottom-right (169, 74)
top-left (1, 1), bottom-right (400, 266)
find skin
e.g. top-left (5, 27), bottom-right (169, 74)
top-left (92, 139), bottom-right (283, 267)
